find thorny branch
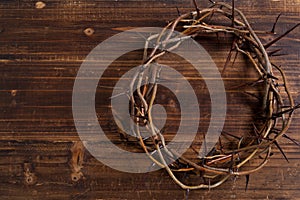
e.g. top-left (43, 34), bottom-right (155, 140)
top-left (114, 1), bottom-right (299, 190)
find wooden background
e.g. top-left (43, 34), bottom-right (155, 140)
top-left (0, 0), bottom-right (299, 199)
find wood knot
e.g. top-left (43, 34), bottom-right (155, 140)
top-left (24, 163), bottom-right (37, 185)
top-left (11, 90), bottom-right (17, 97)
top-left (25, 172), bottom-right (37, 185)
top-left (84, 28), bottom-right (95, 36)
top-left (70, 141), bottom-right (85, 182)
top-left (71, 172), bottom-right (83, 182)
top-left (35, 1), bottom-right (46, 9)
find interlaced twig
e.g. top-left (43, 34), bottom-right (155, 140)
top-left (115, 1), bottom-right (299, 190)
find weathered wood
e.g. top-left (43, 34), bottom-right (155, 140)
top-left (0, 0), bottom-right (299, 199)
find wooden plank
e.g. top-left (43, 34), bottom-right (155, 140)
top-left (0, 0), bottom-right (299, 199)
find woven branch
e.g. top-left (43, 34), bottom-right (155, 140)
top-left (116, 1), bottom-right (299, 190)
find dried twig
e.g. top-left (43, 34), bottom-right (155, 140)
top-left (114, 1), bottom-right (299, 190)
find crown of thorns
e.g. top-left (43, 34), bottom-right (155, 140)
top-left (115, 1), bottom-right (300, 190)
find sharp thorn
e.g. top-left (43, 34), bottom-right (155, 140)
top-left (185, 189), bottom-right (190, 200)
top-left (218, 137), bottom-right (225, 153)
top-left (216, 32), bottom-right (220, 43)
top-left (142, 136), bottom-right (151, 141)
top-left (221, 131), bottom-right (241, 140)
top-left (176, 6), bottom-right (181, 16)
top-left (264, 23), bottom-right (300, 49)
top-left (280, 105), bottom-right (292, 109)
top-left (231, 0), bottom-right (235, 27)
top-left (150, 150), bottom-right (157, 156)
top-left (222, 49), bottom-right (233, 75)
top-left (156, 78), bottom-right (180, 83)
top-left (266, 73), bottom-right (279, 80)
top-left (150, 162), bottom-right (156, 168)
top-left (245, 174), bottom-right (250, 191)
top-left (274, 141), bottom-right (289, 163)
top-left (250, 78), bottom-right (265, 86)
top-left (283, 134), bottom-right (300, 146)
top-left (231, 50), bottom-right (239, 68)
top-left (203, 137), bottom-right (208, 156)
top-left (109, 91), bottom-right (128, 99)
top-left (228, 78), bottom-right (264, 90)
top-left (270, 53), bottom-right (287, 57)
top-left (193, 0), bottom-right (200, 18)
top-left (252, 123), bottom-right (260, 137)
top-left (243, 91), bottom-right (261, 101)
top-left (267, 48), bottom-right (282, 56)
top-left (271, 13), bottom-right (282, 33)
top-left (272, 104), bottom-right (300, 118)
top-left (222, 39), bottom-right (237, 75)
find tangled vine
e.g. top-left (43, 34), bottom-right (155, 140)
top-left (113, 1), bottom-right (300, 190)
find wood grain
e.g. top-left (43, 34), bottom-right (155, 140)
top-left (0, 0), bottom-right (299, 199)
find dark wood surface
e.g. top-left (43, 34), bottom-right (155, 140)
top-left (0, 0), bottom-right (299, 199)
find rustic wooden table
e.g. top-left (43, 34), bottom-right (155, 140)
top-left (0, 0), bottom-right (299, 199)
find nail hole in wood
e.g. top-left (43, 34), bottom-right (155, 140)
top-left (84, 28), bottom-right (95, 36)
